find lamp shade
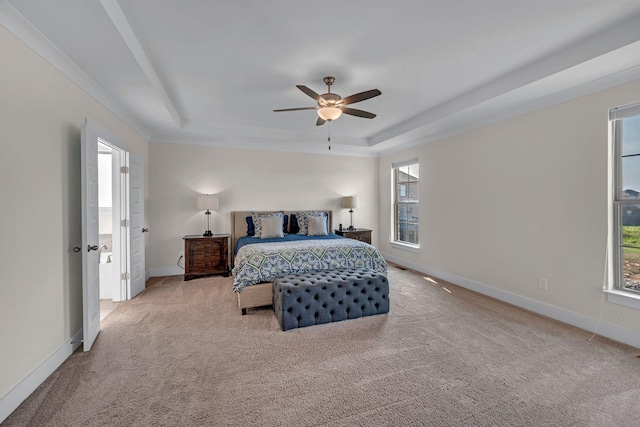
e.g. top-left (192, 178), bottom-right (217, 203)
top-left (196, 194), bottom-right (219, 210)
top-left (341, 196), bottom-right (360, 209)
top-left (317, 107), bottom-right (343, 121)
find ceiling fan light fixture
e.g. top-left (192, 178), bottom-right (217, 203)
top-left (317, 106), bottom-right (342, 121)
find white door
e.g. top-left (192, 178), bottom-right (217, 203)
top-left (81, 120), bottom-right (101, 351)
top-left (128, 153), bottom-right (145, 298)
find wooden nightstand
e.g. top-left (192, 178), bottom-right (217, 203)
top-left (334, 228), bottom-right (372, 244)
top-left (183, 234), bottom-right (230, 281)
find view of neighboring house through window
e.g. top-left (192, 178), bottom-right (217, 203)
top-left (392, 158), bottom-right (419, 245)
top-left (611, 102), bottom-right (640, 294)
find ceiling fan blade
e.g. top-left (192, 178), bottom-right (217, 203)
top-left (273, 107), bottom-right (318, 112)
top-left (316, 117), bottom-right (326, 126)
top-left (339, 89), bottom-right (382, 106)
top-left (297, 85), bottom-right (326, 104)
top-left (341, 107), bottom-right (376, 119)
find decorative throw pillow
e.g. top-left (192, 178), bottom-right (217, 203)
top-left (259, 216), bottom-right (285, 238)
top-left (307, 215), bottom-right (328, 236)
top-left (295, 211), bottom-right (327, 235)
top-left (251, 211), bottom-right (284, 238)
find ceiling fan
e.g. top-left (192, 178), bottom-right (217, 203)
top-left (273, 76), bottom-right (381, 126)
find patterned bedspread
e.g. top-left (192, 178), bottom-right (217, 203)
top-left (232, 238), bottom-right (388, 292)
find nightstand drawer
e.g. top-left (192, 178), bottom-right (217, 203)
top-left (188, 240), bottom-right (223, 251)
top-left (334, 229), bottom-right (372, 244)
top-left (349, 232), bottom-right (370, 242)
top-left (189, 253), bottom-right (219, 266)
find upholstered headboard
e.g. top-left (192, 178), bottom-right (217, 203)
top-left (230, 210), bottom-right (333, 266)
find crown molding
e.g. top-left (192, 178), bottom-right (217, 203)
top-left (0, 0), bottom-right (152, 140)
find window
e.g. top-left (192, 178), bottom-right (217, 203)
top-left (611, 102), bottom-right (640, 296)
top-left (392, 158), bottom-right (419, 246)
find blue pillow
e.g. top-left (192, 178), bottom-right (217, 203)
top-left (283, 214), bottom-right (289, 234)
top-left (290, 214), bottom-right (299, 234)
top-left (246, 216), bottom-right (255, 236)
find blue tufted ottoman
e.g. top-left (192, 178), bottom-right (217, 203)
top-left (272, 268), bottom-right (389, 331)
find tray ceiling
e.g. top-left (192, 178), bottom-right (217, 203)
top-left (3, 0), bottom-right (640, 156)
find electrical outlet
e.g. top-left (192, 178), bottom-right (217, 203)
top-left (538, 277), bottom-right (548, 291)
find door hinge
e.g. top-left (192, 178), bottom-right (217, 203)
top-left (121, 219), bottom-right (129, 227)
top-left (121, 272), bottom-right (130, 280)
top-left (120, 166), bottom-right (129, 174)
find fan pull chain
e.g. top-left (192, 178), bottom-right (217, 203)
top-left (328, 122), bottom-right (331, 150)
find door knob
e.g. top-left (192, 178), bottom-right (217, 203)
top-left (142, 228), bottom-right (149, 233)
top-left (88, 245), bottom-right (99, 252)
top-left (73, 247), bottom-right (81, 253)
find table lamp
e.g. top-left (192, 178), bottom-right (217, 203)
top-left (196, 194), bottom-right (219, 236)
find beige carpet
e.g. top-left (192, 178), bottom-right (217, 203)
top-left (4, 265), bottom-right (640, 426)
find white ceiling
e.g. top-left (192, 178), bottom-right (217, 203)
top-left (3, 0), bottom-right (640, 156)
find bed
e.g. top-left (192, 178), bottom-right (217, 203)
top-left (230, 210), bottom-right (388, 314)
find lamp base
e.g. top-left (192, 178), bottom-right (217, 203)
top-left (203, 230), bottom-right (213, 237)
top-left (348, 208), bottom-right (355, 231)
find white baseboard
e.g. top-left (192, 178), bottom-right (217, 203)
top-left (149, 266), bottom-right (183, 277)
top-left (382, 253), bottom-right (640, 350)
top-left (0, 329), bottom-right (83, 423)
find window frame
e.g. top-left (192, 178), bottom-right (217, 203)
top-left (609, 102), bottom-right (640, 308)
top-left (391, 158), bottom-right (419, 248)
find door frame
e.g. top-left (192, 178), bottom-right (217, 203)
top-left (82, 118), bottom-right (137, 351)
top-left (98, 138), bottom-right (128, 302)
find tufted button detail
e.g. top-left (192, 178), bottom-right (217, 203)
top-left (273, 268), bottom-right (389, 330)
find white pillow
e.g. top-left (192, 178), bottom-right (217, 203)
top-left (251, 211), bottom-right (283, 237)
top-left (260, 216), bottom-right (284, 238)
top-left (296, 211), bottom-right (326, 235)
top-left (307, 215), bottom-right (328, 236)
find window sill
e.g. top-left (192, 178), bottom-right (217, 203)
top-left (604, 289), bottom-right (640, 310)
top-left (390, 241), bottom-right (420, 253)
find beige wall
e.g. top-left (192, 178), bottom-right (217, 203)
top-left (379, 79), bottom-right (640, 340)
top-left (148, 143), bottom-right (378, 275)
top-left (0, 27), bottom-right (149, 399)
